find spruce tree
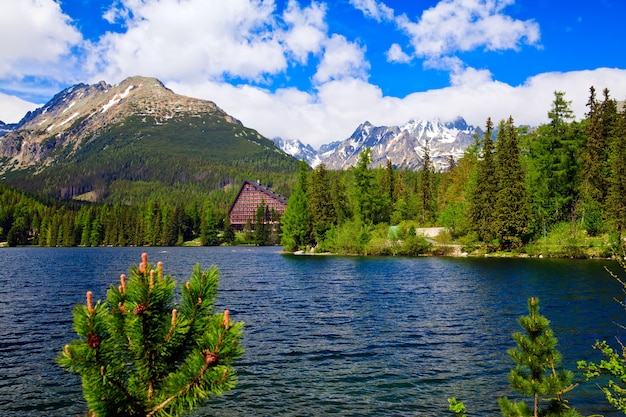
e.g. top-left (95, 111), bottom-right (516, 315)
top-left (606, 102), bottom-right (626, 236)
top-left (308, 164), bottom-right (337, 243)
top-left (352, 148), bottom-right (377, 224)
top-left (469, 118), bottom-right (497, 242)
top-left (498, 297), bottom-right (580, 417)
top-left (580, 87), bottom-right (618, 234)
top-left (58, 253), bottom-right (244, 417)
top-left (528, 92), bottom-right (581, 229)
top-left (492, 117), bottom-right (531, 250)
top-left (253, 200), bottom-right (269, 245)
top-left (280, 160), bottom-right (311, 251)
top-left (199, 203), bottom-right (219, 246)
top-left (419, 140), bottom-right (436, 225)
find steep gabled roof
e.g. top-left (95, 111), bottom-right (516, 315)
top-left (228, 180), bottom-right (288, 214)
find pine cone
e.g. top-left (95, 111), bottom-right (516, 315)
top-left (87, 333), bottom-right (101, 349)
top-left (134, 303), bottom-right (147, 316)
top-left (205, 351), bottom-right (218, 366)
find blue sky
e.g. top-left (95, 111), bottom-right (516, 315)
top-left (1, 0), bottom-right (625, 148)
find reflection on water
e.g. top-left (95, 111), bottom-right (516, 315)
top-left (0, 247), bottom-right (622, 416)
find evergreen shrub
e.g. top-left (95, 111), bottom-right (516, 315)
top-left (58, 253), bottom-right (243, 417)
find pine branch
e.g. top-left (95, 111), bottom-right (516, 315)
top-left (147, 342), bottom-right (224, 417)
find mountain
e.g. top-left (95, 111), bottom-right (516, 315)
top-left (273, 117), bottom-right (480, 171)
top-left (0, 76), bottom-right (299, 201)
top-left (0, 121), bottom-right (18, 137)
top-left (271, 137), bottom-right (342, 167)
top-left (270, 137), bottom-right (318, 166)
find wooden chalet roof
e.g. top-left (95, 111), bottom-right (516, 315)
top-left (228, 180), bottom-right (288, 214)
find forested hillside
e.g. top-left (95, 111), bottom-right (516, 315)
top-left (281, 87), bottom-right (626, 257)
top-left (1, 87), bottom-right (624, 253)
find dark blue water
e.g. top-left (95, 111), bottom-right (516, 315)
top-left (0, 247), bottom-right (623, 416)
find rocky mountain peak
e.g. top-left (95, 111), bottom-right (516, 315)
top-left (273, 117), bottom-right (481, 171)
top-left (0, 76), bottom-right (243, 170)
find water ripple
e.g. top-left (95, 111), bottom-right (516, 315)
top-left (0, 248), bottom-right (622, 416)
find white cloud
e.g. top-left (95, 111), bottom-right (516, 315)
top-left (0, 0), bottom-right (82, 79)
top-left (86, 0), bottom-right (358, 88)
top-left (0, 92), bottom-right (39, 124)
top-left (386, 43), bottom-right (411, 64)
top-left (86, 0), bottom-right (288, 83)
top-left (282, 0), bottom-right (327, 63)
top-left (349, 0), bottom-right (394, 22)
top-left (396, 0), bottom-right (540, 58)
top-left (0, 0), bottom-right (624, 157)
top-left (313, 34), bottom-right (370, 83)
top-left (168, 68), bottom-right (626, 150)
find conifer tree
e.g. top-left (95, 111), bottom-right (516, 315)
top-left (498, 297), bottom-right (580, 417)
top-left (253, 200), bottom-right (269, 245)
top-left (200, 203), bottom-right (219, 246)
top-left (58, 253), bottom-right (243, 417)
top-left (528, 92), bottom-right (581, 229)
top-left (222, 217), bottom-right (235, 245)
top-left (330, 170), bottom-right (352, 225)
top-left (352, 148), bottom-right (377, 224)
top-left (281, 160), bottom-right (311, 251)
top-left (308, 164), bottom-right (336, 243)
top-left (580, 87), bottom-right (618, 234)
top-left (469, 118), bottom-right (497, 242)
top-left (492, 117), bottom-right (531, 250)
top-left (419, 140), bottom-right (436, 225)
top-left (606, 103), bottom-right (626, 236)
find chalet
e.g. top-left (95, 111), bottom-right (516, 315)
top-left (228, 180), bottom-right (288, 230)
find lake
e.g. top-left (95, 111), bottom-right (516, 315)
top-left (0, 246), bottom-right (623, 416)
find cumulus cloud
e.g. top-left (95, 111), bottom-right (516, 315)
top-left (0, 0), bottom-right (82, 79)
top-left (169, 67), bottom-right (626, 150)
top-left (349, 0), bottom-right (394, 22)
top-left (314, 35), bottom-right (370, 83)
top-left (386, 43), bottom-right (411, 64)
top-left (1, 0), bottom-right (624, 153)
top-left (282, 0), bottom-right (328, 63)
top-left (86, 0), bottom-right (287, 83)
top-left (396, 0), bottom-right (540, 59)
top-left (0, 92), bottom-right (39, 124)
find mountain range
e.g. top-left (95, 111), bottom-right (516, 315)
top-left (0, 76), bottom-right (481, 202)
top-left (0, 76), bottom-right (299, 201)
top-left (272, 117), bottom-right (481, 171)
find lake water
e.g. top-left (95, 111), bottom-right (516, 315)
top-left (0, 246), bottom-right (624, 416)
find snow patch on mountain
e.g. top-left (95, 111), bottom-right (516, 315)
top-left (272, 117), bottom-right (480, 172)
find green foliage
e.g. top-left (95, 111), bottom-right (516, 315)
top-left (579, 340), bottom-right (626, 413)
top-left (351, 148), bottom-right (377, 224)
top-left (499, 297), bottom-right (580, 417)
top-left (578, 258), bottom-right (626, 413)
top-left (57, 253), bottom-right (243, 417)
top-left (492, 117), bottom-right (532, 250)
top-left (280, 161), bottom-right (311, 251)
top-left (527, 92), bottom-right (582, 227)
top-left (308, 164), bottom-right (337, 243)
top-left (2, 113), bottom-right (300, 203)
top-left (524, 221), bottom-right (612, 258)
top-left (419, 140), bottom-right (436, 224)
top-left (469, 118), bottom-right (497, 242)
top-left (606, 104), bottom-right (626, 235)
top-left (448, 397), bottom-right (467, 417)
top-left (327, 219), bottom-right (368, 255)
top-left (3, 87), bottom-right (625, 254)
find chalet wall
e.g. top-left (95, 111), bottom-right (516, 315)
top-left (229, 181), bottom-right (287, 229)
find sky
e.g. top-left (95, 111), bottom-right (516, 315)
top-left (1, 0), bottom-right (626, 149)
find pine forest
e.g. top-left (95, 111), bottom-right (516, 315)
top-left (1, 87), bottom-right (625, 257)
